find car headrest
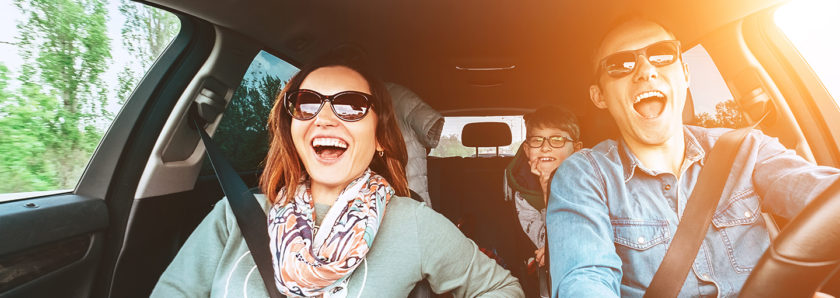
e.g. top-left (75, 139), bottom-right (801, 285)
top-left (461, 122), bottom-right (512, 147)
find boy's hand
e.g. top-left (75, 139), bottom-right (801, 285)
top-left (535, 246), bottom-right (546, 267)
top-left (528, 157), bottom-right (555, 198)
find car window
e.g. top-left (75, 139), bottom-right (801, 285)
top-left (0, 0), bottom-right (179, 201)
top-left (429, 116), bottom-right (524, 157)
top-left (684, 44), bottom-right (749, 128)
top-left (199, 51), bottom-right (298, 175)
top-left (775, 0), bottom-right (840, 104)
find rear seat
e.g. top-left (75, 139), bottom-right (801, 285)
top-left (428, 122), bottom-right (512, 223)
top-left (427, 122), bottom-right (528, 271)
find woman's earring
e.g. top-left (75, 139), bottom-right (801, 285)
top-left (377, 150), bottom-right (384, 157)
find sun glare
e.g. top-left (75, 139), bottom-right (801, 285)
top-left (774, 0), bottom-right (840, 103)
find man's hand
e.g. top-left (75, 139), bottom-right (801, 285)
top-left (529, 157), bottom-right (555, 201)
top-left (535, 246), bottom-right (546, 267)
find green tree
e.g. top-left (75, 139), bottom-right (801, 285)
top-left (4, 0), bottom-right (111, 191)
top-left (116, 0), bottom-right (180, 102)
top-left (692, 99), bottom-right (749, 129)
top-left (204, 73), bottom-right (286, 174)
top-left (430, 134), bottom-right (475, 157)
top-left (0, 63), bottom-right (59, 192)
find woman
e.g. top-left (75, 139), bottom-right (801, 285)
top-left (152, 53), bottom-right (523, 297)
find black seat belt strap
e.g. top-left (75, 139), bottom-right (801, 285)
top-left (644, 127), bottom-right (752, 298)
top-left (195, 119), bottom-right (285, 298)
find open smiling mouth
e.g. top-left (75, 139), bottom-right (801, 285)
top-left (633, 91), bottom-right (667, 119)
top-left (312, 137), bottom-right (348, 160)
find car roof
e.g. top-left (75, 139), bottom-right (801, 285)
top-left (148, 0), bottom-right (785, 145)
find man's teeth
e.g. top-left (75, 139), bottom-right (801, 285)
top-left (540, 157), bottom-right (555, 161)
top-left (312, 137), bottom-right (348, 149)
top-left (634, 91), bottom-right (665, 103)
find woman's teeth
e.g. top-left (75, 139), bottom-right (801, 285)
top-left (312, 137), bottom-right (348, 160)
top-left (312, 137), bottom-right (348, 149)
top-left (539, 157), bottom-right (556, 162)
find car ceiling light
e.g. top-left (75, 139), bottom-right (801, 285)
top-left (455, 65), bottom-right (516, 71)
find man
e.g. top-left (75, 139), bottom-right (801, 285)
top-left (503, 106), bottom-right (582, 297)
top-left (546, 16), bottom-right (840, 297)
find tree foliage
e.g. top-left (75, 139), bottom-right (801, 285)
top-left (116, 0), bottom-right (180, 102)
top-left (430, 134), bottom-right (475, 157)
top-left (14, 0), bottom-right (110, 115)
top-left (0, 0), bottom-right (182, 194)
top-left (692, 99), bottom-right (750, 129)
top-left (204, 74), bottom-right (286, 174)
top-left (1, 0), bottom-right (111, 192)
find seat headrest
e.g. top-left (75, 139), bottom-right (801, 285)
top-left (461, 122), bottom-right (512, 147)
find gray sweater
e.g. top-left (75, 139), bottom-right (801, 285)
top-left (152, 195), bottom-right (523, 297)
top-left (387, 82), bottom-right (444, 207)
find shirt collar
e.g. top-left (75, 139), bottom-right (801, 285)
top-left (618, 125), bottom-right (706, 182)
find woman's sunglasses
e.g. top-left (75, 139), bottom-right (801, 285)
top-left (284, 89), bottom-right (373, 122)
top-left (599, 40), bottom-right (681, 78)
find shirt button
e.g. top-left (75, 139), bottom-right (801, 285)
top-left (702, 274), bottom-right (710, 280)
top-left (664, 184), bottom-right (671, 191)
top-left (637, 237), bottom-right (645, 244)
top-left (744, 211), bottom-right (752, 217)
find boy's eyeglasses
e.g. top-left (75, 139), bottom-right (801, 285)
top-left (599, 40), bottom-right (681, 78)
top-left (285, 89), bottom-right (373, 122)
top-left (525, 135), bottom-right (575, 148)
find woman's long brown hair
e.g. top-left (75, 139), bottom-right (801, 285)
top-left (260, 53), bottom-right (409, 204)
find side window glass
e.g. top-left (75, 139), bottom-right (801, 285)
top-left (0, 1), bottom-right (179, 201)
top-left (775, 0), bottom-right (840, 104)
top-left (200, 51), bottom-right (298, 174)
top-left (429, 116), bottom-right (524, 157)
top-left (684, 44), bottom-right (749, 129)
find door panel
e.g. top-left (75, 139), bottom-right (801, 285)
top-left (0, 195), bottom-right (108, 297)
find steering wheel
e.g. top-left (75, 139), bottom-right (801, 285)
top-left (740, 182), bottom-right (840, 297)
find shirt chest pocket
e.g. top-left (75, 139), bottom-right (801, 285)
top-left (611, 219), bottom-right (671, 250)
top-left (711, 188), bottom-right (770, 273)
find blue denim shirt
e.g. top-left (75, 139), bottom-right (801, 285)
top-left (546, 126), bottom-right (840, 297)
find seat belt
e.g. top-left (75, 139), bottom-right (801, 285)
top-left (644, 127), bottom-right (753, 298)
top-left (194, 118), bottom-right (286, 298)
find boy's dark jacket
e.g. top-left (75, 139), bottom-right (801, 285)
top-left (504, 145), bottom-right (544, 210)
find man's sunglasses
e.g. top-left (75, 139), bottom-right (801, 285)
top-left (599, 40), bottom-right (681, 78)
top-left (525, 135), bottom-right (575, 149)
top-left (285, 89), bottom-right (373, 122)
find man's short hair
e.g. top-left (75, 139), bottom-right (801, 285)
top-left (524, 106), bottom-right (581, 141)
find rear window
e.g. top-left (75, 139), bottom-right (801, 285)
top-left (429, 116), bottom-right (524, 157)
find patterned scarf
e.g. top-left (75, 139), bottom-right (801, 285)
top-left (267, 169), bottom-right (392, 297)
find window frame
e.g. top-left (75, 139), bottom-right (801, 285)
top-left (744, 7), bottom-right (840, 167)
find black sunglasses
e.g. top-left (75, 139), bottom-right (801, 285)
top-left (284, 89), bottom-right (373, 122)
top-left (599, 40), bottom-right (681, 78)
top-left (525, 135), bottom-right (575, 149)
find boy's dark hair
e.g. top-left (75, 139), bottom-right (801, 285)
top-left (523, 106), bottom-right (581, 141)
